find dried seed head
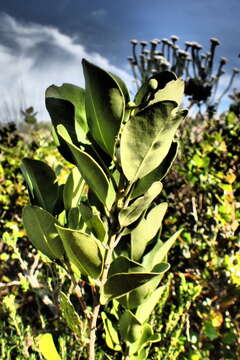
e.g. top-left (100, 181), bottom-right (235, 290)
top-left (173, 44), bottom-right (179, 50)
top-left (233, 67), bottom-right (240, 73)
top-left (210, 37), bottom-right (220, 45)
top-left (185, 41), bottom-right (193, 47)
top-left (220, 57), bottom-right (228, 64)
top-left (140, 41), bottom-right (148, 46)
top-left (162, 38), bottom-right (168, 44)
top-left (171, 35), bottom-right (179, 42)
top-left (127, 56), bottom-right (134, 63)
top-left (195, 43), bottom-right (203, 50)
top-left (130, 39), bottom-right (138, 45)
top-left (178, 50), bottom-right (188, 57)
top-left (143, 49), bottom-right (150, 55)
top-left (151, 39), bottom-right (159, 45)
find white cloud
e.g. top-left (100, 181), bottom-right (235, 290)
top-left (0, 13), bottom-right (132, 123)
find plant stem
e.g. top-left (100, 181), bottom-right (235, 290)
top-left (88, 301), bottom-right (101, 360)
top-left (88, 232), bottom-right (118, 360)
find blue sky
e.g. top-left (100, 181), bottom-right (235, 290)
top-left (0, 0), bottom-right (239, 121)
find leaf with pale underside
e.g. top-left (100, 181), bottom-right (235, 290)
top-left (143, 229), bottom-right (183, 271)
top-left (148, 78), bottom-right (185, 110)
top-left (119, 182), bottom-right (162, 227)
top-left (120, 101), bottom-right (187, 182)
top-left (131, 202), bottom-right (168, 261)
top-left (135, 285), bottom-right (166, 324)
top-left (131, 141), bottom-right (178, 199)
top-left (60, 292), bottom-right (82, 338)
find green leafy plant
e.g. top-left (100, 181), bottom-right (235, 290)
top-left (20, 59), bottom-right (187, 359)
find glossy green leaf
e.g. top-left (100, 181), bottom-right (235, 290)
top-left (135, 285), bottom-right (166, 324)
top-left (101, 312), bottom-right (121, 351)
top-left (82, 59), bottom-right (125, 156)
top-left (101, 263), bottom-right (169, 303)
top-left (20, 158), bottom-right (59, 214)
top-left (56, 225), bottom-right (103, 278)
top-left (119, 310), bottom-right (142, 343)
top-left (46, 83), bottom-right (88, 144)
top-left (120, 101), bottom-right (187, 182)
top-left (58, 125), bottom-right (115, 211)
top-left (131, 202), bottom-right (168, 261)
top-left (63, 167), bottom-right (85, 210)
top-left (119, 181), bottom-right (162, 227)
top-left (143, 229), bottom-right (183, 271)
top-left (23, 205), bottom-right (64, 260)
top-left (131, 141), bottom-right (178, 199)
top-left (60, 292), bottom-right (82, 338)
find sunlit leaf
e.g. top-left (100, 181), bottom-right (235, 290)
top-left (131, 202), bottom-right (168, 261)
top-left (37, 333), bottom-right (61, 360)
top-left (82, 59), bottom-right (125, 156)
top-left (119, 310), bottom-right (142, 343)
top-left (120, 101), bottom-right (187, 182)
top-left (56, 225), bottom-right (103, 278)
top-left (143, 229), bottom-right (183, 270)
top-left (119, 181), bottom-right (162, 227)
top-left (131, 141), bottom-right (178, 198)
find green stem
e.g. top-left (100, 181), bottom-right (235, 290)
top-left (88, 226), bottom-right (123, 359)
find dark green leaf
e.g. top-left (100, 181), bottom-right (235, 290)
top-left (101, 263), bottom-right (169, 303)
top-left (60, 292), bottom-right (82, 338)
top-left (20, 158), bottom-right (59, 214)
top-left (46, 83), bottom-right (88, 144)
top-left (82, 59), bottom-right (125, 156)
top-left (58, 125), bottom-right (115, 211)
top-left (23, 205), bottom-right (64, 259)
